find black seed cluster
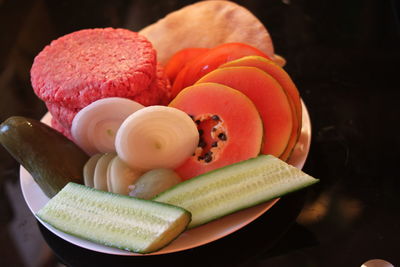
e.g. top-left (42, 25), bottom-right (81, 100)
top-left (218, 133), bottom-right (227, 141)
top-left (211, 115), bottom-right (220, 121)
top-left (198, 139), bottom-right (206, 148)
top-left (189, 113), bottom-right (226, 164)
top-left (204, 151), bottom-right (213, 163)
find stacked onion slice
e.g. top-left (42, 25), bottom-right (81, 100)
top-left (115, 105), bottom-right (199, 171)
top-left (72, 98), bottom-right (199, 198)
top-left (71, 97), bottom-right (145, 155)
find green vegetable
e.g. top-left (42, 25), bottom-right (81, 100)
top-left (37, 182), bottom-right (191, 254)
top-left (154, 155), bottom-right (319, 228)
top-left (0, 116), bottom-right (89, 198)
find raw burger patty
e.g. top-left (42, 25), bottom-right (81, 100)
top-left (31, 28), bottom-right (158, 109)
top-left (50, 117), bottom-right (73, 140)
top-left (46, 64), bottom-right (171, 132)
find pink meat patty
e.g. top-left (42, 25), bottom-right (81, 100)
top-left (31, 28), bottom-right (157, 109)
top-left (51, 117), bottom-right (73, 140)
top-left (46, 63), bottom-right (171, 133)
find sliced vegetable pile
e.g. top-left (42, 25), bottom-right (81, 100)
top-left (71, 97), bottom-right (144, 155)
top-left (0, 1), bottom-right (319, 254)
top-left (115, 105), bottom-right (199, 171)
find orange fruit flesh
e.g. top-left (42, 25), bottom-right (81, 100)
top-left (196, 66), bottom-right (293, 158)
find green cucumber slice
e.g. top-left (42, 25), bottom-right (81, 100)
top-left (154, 155), bottom-right (318, 228)
top-left (36, 182), bottom-right (191, 254)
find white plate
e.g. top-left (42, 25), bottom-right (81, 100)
top-left (20, 100), bottom-right (311, 256)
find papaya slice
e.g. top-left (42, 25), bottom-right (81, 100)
top-left (171, 43), bottom-right (270, 98)
top-left (196, 66), bottom-right (293, 158)
top-left (169, 82), bottom-right (263, 180)
top-left (220, 56), bottom-right (302, 160)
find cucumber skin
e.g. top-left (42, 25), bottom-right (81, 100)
top-left (37, 182), bottom-right (191, 254)
top-left (0, 116), bottom-right (89, 198)
top-left (153, 155), bottom-right (319, 228)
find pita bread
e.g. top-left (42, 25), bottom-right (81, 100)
top-left (139, 0), bottom-right (283, 65)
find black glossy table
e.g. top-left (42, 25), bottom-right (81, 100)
top-left (1, 1), bottom-right (399, 266)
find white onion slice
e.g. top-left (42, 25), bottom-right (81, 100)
top-left (83, 153), bottom-right (103, 187)
top-left (129, 168), bottom-right (181, 199)
top-left (93, 152), bottom-right (116, 191)
top-left (115, 106), bottom-right (199, 171)
top-left (106, 156), bottom-right (143, 195)
top-left (71, 97), bottom-right (144, 155)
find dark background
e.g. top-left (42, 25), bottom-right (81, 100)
top-left (1, 0), bottom-right (399, 266)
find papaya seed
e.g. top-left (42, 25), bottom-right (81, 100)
top-left (198, 139), bottom-right (206, 148)
top-left (211, 115), bottom-right (220, 121)
top-left (218, 133), bottom-right (227, 141)
top-left (204, 152), bottom-right (213, 163)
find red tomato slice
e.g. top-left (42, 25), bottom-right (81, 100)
top-left (171, 65), bottom-right (191, 99)
top-left (171, 43), bottom-right (271, 98)
top-left (164, 48), bottom-right (210, 84)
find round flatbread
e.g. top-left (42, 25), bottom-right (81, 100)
top-left (139, 0), bottom-right (281, 65)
